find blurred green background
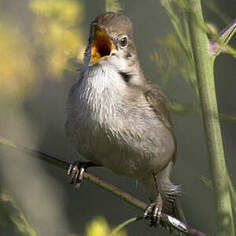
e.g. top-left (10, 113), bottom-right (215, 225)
top-left (0, 0), bottom-right (235, 235)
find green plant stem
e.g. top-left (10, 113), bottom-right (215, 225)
top-left (111, 217), bottom-right (143, 235)
top-left (161, 1), bottom-right (191, 60)
top-left (188, 0), bottom-right (235, 235)
top-left (0, 190), bottom-right (37, 236)
top-left (168, 100), bottom-right (236, 122)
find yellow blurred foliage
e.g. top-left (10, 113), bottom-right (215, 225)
top-left (29, 0), bottom-right (85, 77)
top-left (157, 32), bottom-right (179, 69)
top-left (37, 21), bottom-right (83, 75)
top-left (29, 0), bottom-right (82, 25)
top-left (0, 23), bottom-right (35, 99)
top-left (0, 0), bottom-right (86, 101)
top-left (85, 217), bottom-right (127, 236)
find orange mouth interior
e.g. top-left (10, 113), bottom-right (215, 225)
top-left (90, 27), bottom-right (113, 64)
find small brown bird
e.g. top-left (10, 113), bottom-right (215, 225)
top-left (65, 12), bottom-right (184, 225)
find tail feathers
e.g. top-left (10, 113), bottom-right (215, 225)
top-left (162, 197), bottom-right (186, 224)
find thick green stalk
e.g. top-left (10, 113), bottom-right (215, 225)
top-left (188, 0), bottom-right (235, 235)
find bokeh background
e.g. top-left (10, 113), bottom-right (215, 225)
top-left (0, 0), bottom-right (235, 235)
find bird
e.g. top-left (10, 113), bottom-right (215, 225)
top-left (65, 12), bottom-right (185, 226)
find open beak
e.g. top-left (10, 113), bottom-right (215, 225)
top-left (89, 25), bottom-right (114, 64)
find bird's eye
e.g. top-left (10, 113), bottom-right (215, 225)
top-left (119, 36), bottom-right (128, 47)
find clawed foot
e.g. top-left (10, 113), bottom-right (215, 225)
top-left (67, 161), bottom-right (100, 188)
top-left (144, 198), bottom-right (163, 227)
top-left (67, 161), bottom-right (88, 188)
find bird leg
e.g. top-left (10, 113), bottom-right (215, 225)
top-left (144, 173), bottom-right (163, 227)
top-left (67, 161), bottom-right (100, 188)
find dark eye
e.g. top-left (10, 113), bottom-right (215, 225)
top-left (119, 36), bottom-right (128, 47)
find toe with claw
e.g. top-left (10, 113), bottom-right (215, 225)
top-left (144, 197), bottom-right (163, 226)
top-left (67, 161), bottom-right (87, 188)
top-left (67, 161), bottom-right (100, 188)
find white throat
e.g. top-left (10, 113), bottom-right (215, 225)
top-left (78, 63), bottom-right (127, 125)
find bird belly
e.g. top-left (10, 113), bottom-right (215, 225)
top-left (66, 113), bottom-right (175, 180)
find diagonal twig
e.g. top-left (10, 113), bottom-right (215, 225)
top-left (209, 19), bottom-right (236, 57)
top-left (0, 136), bottom-right (205, 235)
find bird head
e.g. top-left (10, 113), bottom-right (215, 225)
top-left (85, 12), bottom-right (138, 73)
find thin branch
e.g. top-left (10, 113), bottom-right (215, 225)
top-left (201, 175), bottom-right (236, 213)
top-left (0, 136), bottom-right (205, 236)
top-left (209, 19), bottom-right (236, 57)
top-left (0, 136), bottom-right (68, 170)
top-left (168, 100), bottom-right (236, 122)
